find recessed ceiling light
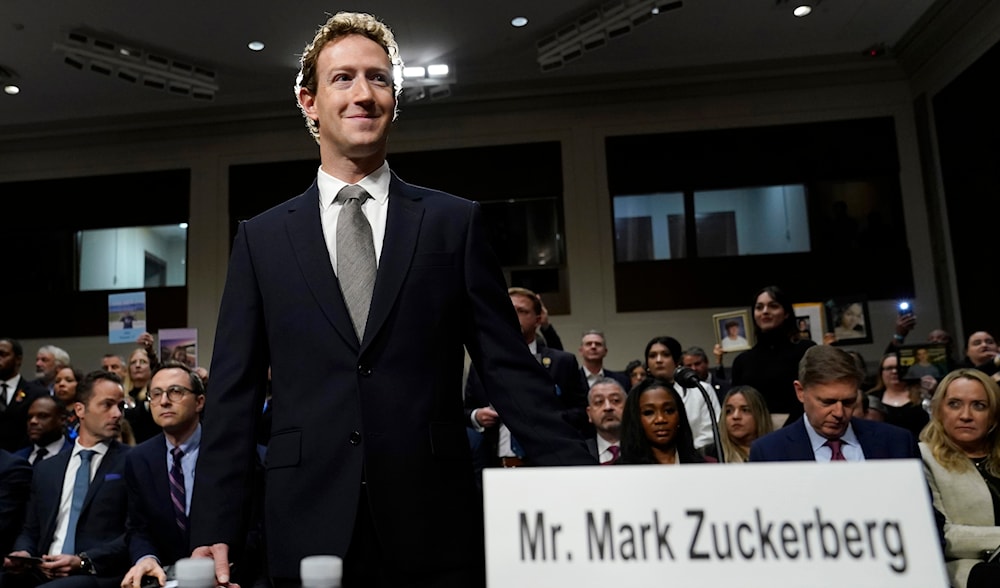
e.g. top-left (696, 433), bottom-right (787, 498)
top-left (427, 64), bottom-right (449, 77)
top-left (3, 85), bottom-right (19, 95)
top-left (511, 16), bottom-right (528, 28)
top-left (247, 41), bottom-right (265, 51)
top-left (793, 5), bottom-right (812, 17)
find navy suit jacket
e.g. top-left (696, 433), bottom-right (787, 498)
top-left (0, 450), bottom-right (31, 554)
top-left (579, 367), bottom-right (631, 394)
top-left (749, 417), bottom-right (919, 462)
top-left (190, 174), bottom-right (594, 578)
top-left (124, 433), bottom-right (189, 567)
top-left (14, 437), bottom-right (73, 463)
top-left (14, 441), bottom-right (131, 576)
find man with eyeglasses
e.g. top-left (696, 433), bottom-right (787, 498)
top-left (3, 370), bottom-right (131, 588)
top-left (120, 362), bottom-right (205, 588)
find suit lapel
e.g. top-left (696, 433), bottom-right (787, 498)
top-left (81, 441), bottom-right (119, 513)
top-left (787, 419), bottom-right (817, 461)
top-left (284, 182), bottom-right (360, 349)
top-left (42, 450), bottom-right (74, 543)
top-left (850, 418), bottom-right (874, 458)
top-left (361, 174), bottom-right (424, 351)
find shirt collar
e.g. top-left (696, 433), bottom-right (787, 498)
top-left (317, 162), bottom-right (391, 210)
top-left (802, 418), bottom-right (860, 453)
top-left (165, 423), bottom-right (202, 455)
top-left (73, 438), bottom-right (110, 457)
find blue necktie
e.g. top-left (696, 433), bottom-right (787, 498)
top-left (62, 449), bottom-right (95, 554)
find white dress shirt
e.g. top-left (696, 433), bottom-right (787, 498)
top-left (317, 162), bottom-right (391, 274)
top-left (803, 419), bottom-right (866, 462)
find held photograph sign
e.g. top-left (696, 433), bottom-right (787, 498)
top-left (483, 461), bottom-right (946, 588)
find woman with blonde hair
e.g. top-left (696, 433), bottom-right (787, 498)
top-left (920, 369), bottom-right (1000, 588)
top-left (712, 385), bottom-right (773, 463)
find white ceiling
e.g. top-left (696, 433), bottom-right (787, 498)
top-left (0, 0), bottom-right (943, 134)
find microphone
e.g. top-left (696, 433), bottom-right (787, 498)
top-left (673, 366), bottom-right (703, 389)
top-left (673, 366), bottom-right (725, 463)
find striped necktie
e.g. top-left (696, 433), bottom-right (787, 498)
top-left (170, 446), bottom-right (188, 531)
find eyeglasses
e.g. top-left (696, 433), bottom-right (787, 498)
top-left (149, 385), bottom-right (194, 402)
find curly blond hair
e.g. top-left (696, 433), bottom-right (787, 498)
top-left (294, 12), bottom-right (404, 142)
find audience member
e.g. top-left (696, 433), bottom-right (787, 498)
top-left (584, 378), bottom-right (626, 465)
top-left (707, 386), bottom-right (773, 464)
top-left (465, 287), bottom-right (588, 469)
top-left (32, 346), bottom-right (70, 395)
top-left (0, 450), bottom-right (31, 556)
top-left (920, 369), bottom-right (1000, 588)
top-left (862, 390), bottom-right (887, 421)
top-left (644, 336), bottom-right (720, 450)
top-left (865, 353), bottom-right (931, 438)
top-left (731, 285), bottom-right (815, 426)
top-left (122, 361), bottom-right (206, 588)
top-left (682, 346), bottom-right (731, 404)
top-left (3, 370), bottom-right (131, 588)
top-left (624, 360), bottom-right (646, 389)
top-left (535, 294), bottom-right (564, 351)
top-left (13, 396), bottom-right (71, 465)
top-left (619, 378), bottom-right (705, 465)
top-left (578, 330), bottom-right (630, 392)
top-left (962, 331), bottom-right (1000, 378)
top-left (122, 348), bottom-right (159, 444)
top-left (0, 338), bottom-right (47, 452)
top-left (99, 356), bottom-right (126, 380)
top-left (52, 367), bottom-right (82, 407)
top-left (749, 345), bottom-right (919, 462)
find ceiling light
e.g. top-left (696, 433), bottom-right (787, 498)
top-left (403, 66), bottom-right (426, 78)
top-left (793, 5), bottom-right (812, 17)
top-left (427, 64), bottom-right (449, 77)
top-left (4, 85), bottom-right (19, 95)
top-left (511, 16), bottom-right (528, 27)
top-left (248, 41), bottom-right (265, 51)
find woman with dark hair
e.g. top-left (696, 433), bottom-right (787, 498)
top-left (731, 285), bottom-right (815, 426)
top-left (624, 360), bottom-right (647, 389)
top-left (619, 378), bottom-right (705, 465)
top-left (53, 365), bottom-right (84, 439)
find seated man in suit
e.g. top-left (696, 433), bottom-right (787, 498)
top-left (466, 287), bottom-right (588, 469)
top-left (682, 346), bottom-right (731, 405)
top-left (749, 345), bottom-right (919, 462)
top-left (585, 378), bottom-right (626, 465)
top-left (2, 370), bottom-right (131, 588)
top-left (14, 396), bottom-right (72, 466)
top-left (0, 450), bottom-right (31, 556)
top-left (578, 330), bottom-right (631, 393)
top-left (121, 361), bottom-right (205, 588)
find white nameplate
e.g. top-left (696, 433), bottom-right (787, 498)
top-left (483, 461), bottom-right (947, 587)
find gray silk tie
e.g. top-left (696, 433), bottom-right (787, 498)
top-left (336, 184), bottom-right (376, 340)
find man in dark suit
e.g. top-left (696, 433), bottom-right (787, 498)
top-left (14, 396), bottom-right (72, 466)
top-left (750, 345), bottom-right (919, 462)
top-left (121, 362), bottom-right (205, 588)
top-left (3, 370), bottom-right (130, 588)
top-left (465, 287), bottom-right (588, 470)
top-left (189, 12), bottom-right (594, 588)
top-left (578, 330), bottom-right (631, 393)
top-left (0, 450), bottom-right (31, 556)
top-left (682, 346), bottom-right (731, 405)
top-left (584, 378), bottom-right (626, 464)
top-left (0, 338), bottom-right (48, 453)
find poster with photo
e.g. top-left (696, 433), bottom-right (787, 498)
top-left (159, 328), bottom-right (198, 368)
top-left (108, 291), bottom-right (146, 344)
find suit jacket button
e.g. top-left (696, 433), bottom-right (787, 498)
top-left (349, 431), bottom-right (362, 445)
top-left (357, 365), bottom-right (372, 376)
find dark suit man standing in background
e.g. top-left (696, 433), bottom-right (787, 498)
top-left (578, 330), bottom-right (631, 393)
top-left (189, 12), bottom-right (593, 588)
top-left (3, 370), bottom-right (130, 588)
top-left (122, 362), bottom-right (205, 588)
top-left (750, 345), bottom-right (919, 462)
top-left (0, 338), bottom-right (47, 453)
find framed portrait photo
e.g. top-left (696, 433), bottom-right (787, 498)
top-left (896, 343), bottom-right (949, 382)
top-left (792, 302), bottom-right (826, 345)
top-left (824, 297), bottom-right (873, 345)
top-left (713, 310), bottom-right (753, 353)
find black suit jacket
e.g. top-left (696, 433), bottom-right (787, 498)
top-left (14, 441), bottom-right (130, 577)
top-left (0, 377), bottom-right (47, 452)
top-left (0, 450), bottom-right (31, 554)
top-left (14, 437), bottom-right (73, 464)
top-left (579, 367), bottom-right (631, 394)
top-left (190, 174), bottom-right (594, 579)
top-left (748, 417), bottom-right (919, 462)
top-left (124, 433), bottom-right (188, 567)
